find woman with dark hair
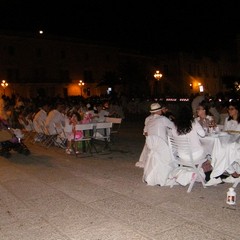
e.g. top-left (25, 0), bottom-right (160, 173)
top-left (170, 105), bottom-right (208, 186)
top-left (173, 105), bottom-right (206, 161)
top-left (206, 100), bottom-right (240, 186)
top-left (223, 100), bottom-right (240, 131)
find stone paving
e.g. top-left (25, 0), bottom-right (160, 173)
top-left (0, 119), bottom-right (239, 240)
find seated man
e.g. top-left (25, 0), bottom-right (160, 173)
top-left (45, 103), bottom-right (66, 135)
top-left (33, 103), bottom-right (50, 134)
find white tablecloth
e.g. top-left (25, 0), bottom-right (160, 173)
top-left (200, 132), bottom-right (240, 177)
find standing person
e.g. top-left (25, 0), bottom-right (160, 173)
top-left (141, 103), bottom-right (175, 186)
top-left (170, 105), bottom-right (207, 186)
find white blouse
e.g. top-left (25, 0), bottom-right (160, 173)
top-left (223, 117), bottom-right (240, 131)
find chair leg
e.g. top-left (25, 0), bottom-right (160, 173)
top-left (187, 173), bottom-right (197, 193)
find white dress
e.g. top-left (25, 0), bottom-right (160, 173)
top-left (135, 114), bottom-right (174, 168)
top-left (143, 135), bottom-right (174, 186)
top-left (210, 118), bottom-right (240, 178)
top-left (135, 114), bottom-right (154, 168)
top-left (140, 114), bottom-right (175, 186)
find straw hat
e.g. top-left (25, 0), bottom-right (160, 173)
top-left (150, 103), bottom-right (162, 113)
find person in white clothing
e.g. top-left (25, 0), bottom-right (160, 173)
top-left (223, 101), bottom-right (240, 132)
top-left (45, 103), bottom-right (66, 135)
top-left (196, 100), bottom-right (216, 133)
top-left (141, 103), bottom-right (175, 186)
top-left (170, 105), bottom-right (207, 186)
top-left (172, 105), bottom-right (206, 162)
top-left (135, 103), bottom-right (162, 168)
top-left (206, 100), bottom-right (240, 186)
top-left (33, 103), bottom-right (50, 133)
top-left (94, 102), bottom-right (110, 123)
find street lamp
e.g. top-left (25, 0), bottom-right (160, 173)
top-left (1, 80), bottom-right (8, 95)
top-left (78, 80), bottom-right (85, 96)
top-left (154, 70), bottom-right (162, 81)
top-left (154, 70), bottom-right (163, 96)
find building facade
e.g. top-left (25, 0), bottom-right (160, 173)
top-left (0, 31), bottom-right (237, 99)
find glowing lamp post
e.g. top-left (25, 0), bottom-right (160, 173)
top-left (1, 80), bottom-right (8, 95)
top-left (78, 80), bottom-right (85, 96)
top-left (154, 70), bottom-right (163, 96)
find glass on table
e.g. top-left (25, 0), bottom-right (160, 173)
top-left (208, 119), bottom-right (216, 134)
top-left (208, 119), bottom-right (215, 128)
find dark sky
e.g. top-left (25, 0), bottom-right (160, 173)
top-left (1, 1), bottom-right (240, 54)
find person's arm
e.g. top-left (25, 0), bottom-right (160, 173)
top-left (164, 116), bottom-right (175, 129)
top-left (194, 119), bottom-right (205, 137)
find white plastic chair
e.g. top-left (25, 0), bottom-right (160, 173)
top-left (18, 118), bottom-right (34, 142)
top-left (38, 121), bottom-right (58, 148)
top-left (53, 122), bottom-right (67, 149)
top-left (168, 136), bottom-right (206, 193)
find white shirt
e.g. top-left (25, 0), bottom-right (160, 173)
top-left (45, 109), bottom-right (65, 135)
top-left (143, 114), bottom-right (155, 134)
top-left (96, 109), bottom-right (109, 122)
top-left (145, 114), bottom-right (175, 143)
top-left (223, 117), bottom-right (240, 131)
top-left (33, 109), bottom-right (47, 133)
top-left (172, 119), bottom-right (205, 154)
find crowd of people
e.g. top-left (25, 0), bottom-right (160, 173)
top-left (1, 91), bottom-right (240, 186)
top-left (0, 94), bottom-right (125, 155)
top-left (136, 93), bottom-right (240, 189)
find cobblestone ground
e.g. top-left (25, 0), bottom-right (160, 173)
top-left (0, 117), bottom-right (239, 240)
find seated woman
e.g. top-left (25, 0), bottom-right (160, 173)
top-left (196, 100), bottom-right (216, 134)
top-left (206, 100), bottom-right (240, 185)
top-left (142, 103), bottom-right (175, 186)
top-left (170, 105), bottom-right (207, 186)
top-left (223, 100), bottom-right (240, 132)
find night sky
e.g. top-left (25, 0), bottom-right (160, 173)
top-left (1, 1), bottom-right (240, 54)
